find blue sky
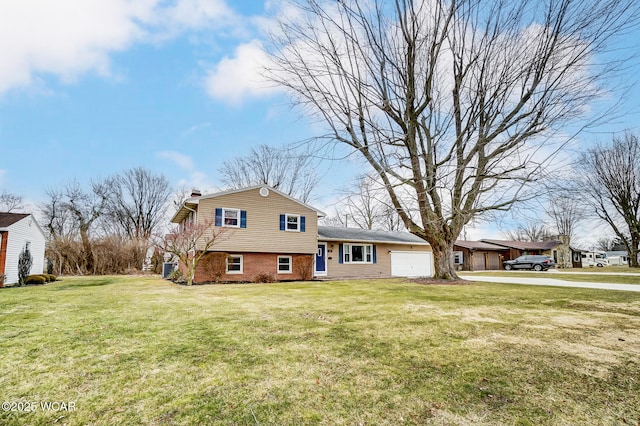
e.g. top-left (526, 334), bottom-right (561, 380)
top-left (1, 0), bottom-right (639, 243)
top-left (0, 0), bottom-right (352, 206)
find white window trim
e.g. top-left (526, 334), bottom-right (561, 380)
top-left (285, 213), bottom-right (301, 232)
top-left (226, 254), bottom-right (243, 274)
top-left (453, 251), bottom-right (464, 265)
top-left (343, 243), bottom-right (373, 264)
top-left (222, 208), bottom-right (241, 228)
top-left (277, 256), bottom-right (293, 274)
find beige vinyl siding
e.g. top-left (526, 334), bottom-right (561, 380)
top-left (323, 242), bottom-right (431, 279)
top-left (196, 188), bottom-right (318, 254)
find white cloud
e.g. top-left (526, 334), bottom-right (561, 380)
top-left (156, 151), bottom-right (216, 192)
top-left (156, 150), bottom-right (195, 170)
top-left (0, 0), bottom-right (238, 96)
top-left (162, 0), bottom-right (236, 30)
top-left (180, 122), bottom-right (212, 138)
top-left (204, 40), bottom-right (282, 105)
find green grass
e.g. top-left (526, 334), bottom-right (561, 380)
top-left (1, 276), bottom-right (639, 425)
top-left (461, 270), bottom-right (640, 284)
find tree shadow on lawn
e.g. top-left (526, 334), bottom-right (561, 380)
top-left (407, 278), bottom-right (472, 286)
top-left (50, 278), bottom-right (117, 290)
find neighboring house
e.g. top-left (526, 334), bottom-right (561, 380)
top-left (317, 227), bottom-right (432, 279)
top-left (0, 213), bottom-right (46, 286)
top-left (170, 186), bottom-right (434, 283)
top-left (606, 251), bottom-right (629, 266)
top-left (481, 237), bottom-right (583, 269)
top-left (453, 240), bottom-right (510, 271)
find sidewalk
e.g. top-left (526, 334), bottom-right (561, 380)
top-left (462, 274), bottom-right (640, 292)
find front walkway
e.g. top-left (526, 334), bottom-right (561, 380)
top-left (462, 273), bottom-right (640, 292)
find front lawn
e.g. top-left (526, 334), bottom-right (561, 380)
top-left (1, 276), bottom-right (639, 425)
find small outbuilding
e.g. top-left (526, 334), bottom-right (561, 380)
top-left (453, 240), bottom-right (510, 271)
top-left (0, 213), bottom-right (46, 286)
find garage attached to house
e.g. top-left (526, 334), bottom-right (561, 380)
top-left (317, 226), bottom-right (433, 279)
top-left (390, 251), bottom-right (433, 277)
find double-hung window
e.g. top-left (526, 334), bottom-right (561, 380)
top-left (226, 255), bottom-right (243, 274)
top-left (279, 214), bottom-right (306, 232)
top-left (277, 256), bottom-right (292, 274)
top-left (343, 244), bottom-right (373, 263)
top-left (286, 215), bottom-right (300, 231)
top-left (215, 208), bottom-right (247, 228)
top-left (453, 251), bottom-right (463, 265)
top-left (223, 208), bottom-right (240, 227)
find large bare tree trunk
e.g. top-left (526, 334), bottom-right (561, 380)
top-left (267, 0), bottom-right (640, 280)
top-left (430, 238), bottom-right (457, 280)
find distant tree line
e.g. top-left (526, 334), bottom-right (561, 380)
top-left (41, 167), bottom-right (172, 275)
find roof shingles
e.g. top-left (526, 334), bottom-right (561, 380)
top-left (318, 226), bottom-right (428, 245)
top-left (0, 213), bottom-right (29, 228)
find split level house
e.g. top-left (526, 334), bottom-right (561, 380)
top-left (170, 186), bottom-right (433, 283)
top-left (0, 213), bottom-right (46, 286)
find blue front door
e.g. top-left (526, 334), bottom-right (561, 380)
top-left (315, 243), bottom-right (327, 275)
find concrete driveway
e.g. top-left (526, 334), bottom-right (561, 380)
top-left (462, 272), bottom-right (640, 292)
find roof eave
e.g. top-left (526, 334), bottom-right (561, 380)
top-left (318, 236), bottom-right (429, 246)
top-left (170, 201), bottom-right (199, 223)
top-left (194, 185), bottom-right (326, 217)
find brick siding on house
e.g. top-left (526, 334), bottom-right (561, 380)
top-left (191, 252), bottom-right (314, 283)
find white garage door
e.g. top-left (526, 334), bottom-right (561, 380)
top-left (391, 251), bottom-right (433, 277)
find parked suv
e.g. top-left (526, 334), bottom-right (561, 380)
top-left (503, 255), bottom-right (555, 271)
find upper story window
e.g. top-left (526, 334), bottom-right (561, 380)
top-left (280, 214), bottom-right (306, 232)
top-left (287, 214), bottom-right (300, 231)
top-left (215, 208), bottom-right (247, 228)
top-left (223, 208), bottom-right (240, 227)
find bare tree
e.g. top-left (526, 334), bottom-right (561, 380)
top-left (219, 144), bottom-right (317, 203)
top-left (41, 188), bottom-right (76, 239)
top-left (545, 194), bottom-right (584, 243)
top-left (102, 167), bottom-right (172, 269)
top-left (62, 180), bottom-right (109, 273)
top-left (172, 186), bottom-right (193, 213)
top-left (331, 174), bottom-right (404, 230)
top-left (161, 219), bottom-right (229, 285)
top-left (579, 132), bottom-right (640, 267)
top-left (104, 167), bottom-right (172, 240)
top-left (266, 0), bottom-right (639, 279)
top-left (0, 190), bottom-right (24, 212)
top-left (503, 223), bottom-right (552, 242)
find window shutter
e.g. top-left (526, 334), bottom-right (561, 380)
top-left (300, 216), bottom-right (306, 232)
top-left (215, 208), bottom-right (222, 227)
top-left (338, 244), bottom-right (344, 264)
top-left (373, 245), bottom-right (377, 264)
top-left (279, 214), bottom-right (285, 231)
top-left (240, 210), bottom-right (247, 228)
